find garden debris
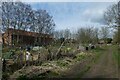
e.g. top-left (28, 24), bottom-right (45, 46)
top-left (10, 58), bottom-right (74, 79)
top-left (77, 45), bottom-right (85, 51)
top-left (74, 52), bottom-right (93, 62)
top-left (10, 66), bottom-right (54, 78)
top-left (32, 46), bottom-right (43, 51)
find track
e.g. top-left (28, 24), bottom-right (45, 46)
top-left (82, 46), bottom-right (119, 78)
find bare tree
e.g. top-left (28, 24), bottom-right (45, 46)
top-left (31, 9), bottom-right (55, 34)
top-left (91, 28), bottom-right (99, 44)
top-left (104, 4), bottom-right (118, 28)
top-left (59, 30), bottom-right (64, 38)
top-left (104, 2), bottom-right (120, 43)
top-left (100, 27), bottom-right (109, 43)
top-left (63, 28), bottom-right (71, 39)
top-left (76, 27), bottom-right (99, 44)
top-left (53, 31), bottom-right (60, 39)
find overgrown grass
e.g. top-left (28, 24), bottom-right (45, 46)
top-left (116, 45), bottom-right (120, 68)
top-left (118, 49), bottom-right (120, 68)
top-left (76, 46), bottom-right (106, 78)
top-left (111, 45), bottom-right (120, 67)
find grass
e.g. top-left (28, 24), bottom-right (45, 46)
top-left (101, 44), bottom-right (120, 76)
top-left (111, 45), bottom-right (120, 67)
top-left (116, 45), bottom-right (120, 68)
top-left (76, 46), bottom-right (106, 78)
top-left (118, 49), bottom-right (120, 68)
top-left (2, 52), bottom-right (11, 59)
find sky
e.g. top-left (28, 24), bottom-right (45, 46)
top-left (26, 2), bottom-right (115, 32)
top-left (17, 0), bottom-right (118, 2)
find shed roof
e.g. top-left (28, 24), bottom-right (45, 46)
top-left (4, 28), bottom-right (52, 38)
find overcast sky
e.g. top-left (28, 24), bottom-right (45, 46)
top-left (28, 2), bottom-right (115, 31)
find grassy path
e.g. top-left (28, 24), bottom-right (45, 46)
top-left (82, 45), bottom-right (119, 78)
top-left (60, 47), bottom-right (103, 78)
top-left (61, 45), bottom-right (119, 78)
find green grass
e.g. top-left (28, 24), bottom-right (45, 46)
top-left (118, 53), bottom-right (120, 68)
top-left (93, 45), bottom-right (119, 66)
top-left (111, 45), bottom-right (120, 67)
top-left (118, 49), bottom-right (120, 68)
top-left (2, 51), bottom-right (14, 59)
top-left (76, 46), bottom-right (106, 78)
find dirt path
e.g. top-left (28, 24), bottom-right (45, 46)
top-left (82, 46), bottom-right (119, 78)
top-left (61, 56), bottom-right (94, 78)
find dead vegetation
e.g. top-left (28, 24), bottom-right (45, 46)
top-left (9, 50), bottom-right (95, 79)
top-left (2, 41), bottom-right (99, 79)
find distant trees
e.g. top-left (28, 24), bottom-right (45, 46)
top-left (63, 29), bottom-right (71, 39)
top-left (113, 31), bottom-right (118, 43)
top-left (54, 30), bottom-right (64, 39)
top-left (76, 27), bottom-right (99, 44)
top-left (100, 27), bottom-right (109, 43)
top-left (54, 28), bottom-right (71, 40)
top-left (53, 27), bottom-right (100, 44)
top-left (53, 29), bottom-right (72, 44)
top-left (104, 2), bottom-right (120, 43)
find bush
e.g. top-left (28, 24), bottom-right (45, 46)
top-left (2, 49), bottom-right (17, 59)
top-left (75, 52), bottom-right (86, 61)
top-left (2, 52), bottom-right (11, 59)
top-left (2, 72), bottom-right (9, 80)
top-left (2, 47), bottom-right (10, 53)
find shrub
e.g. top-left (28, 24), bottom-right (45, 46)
top-left (2, 72), bottom-right (9, 80)
top-left (75, 52), bottom-right (86, 61)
